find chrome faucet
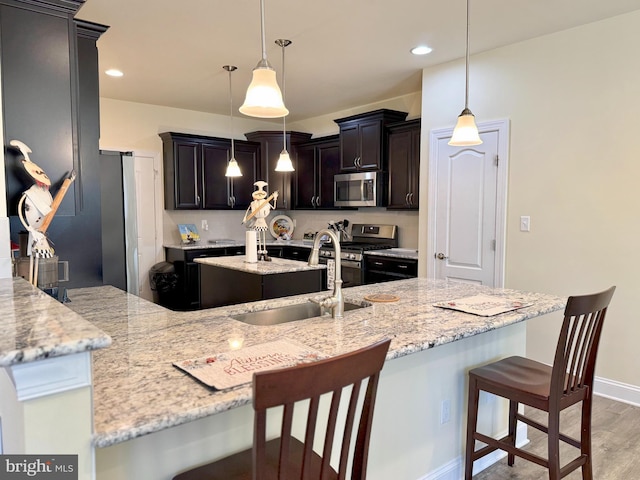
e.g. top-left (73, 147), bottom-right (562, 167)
top-left (308, 229), bottom-right (344, 318)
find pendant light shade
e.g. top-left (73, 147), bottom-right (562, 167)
top-left (449, 0), bottom-right (482, 146)
top-left (275, 39), bottom-right (294, 172)
top-left (223, 65), bottom-right (243, 178)
top-left (450, 108), bottom-right (482, 146)
top-left (239, 0), bottom-right (288, 118)
top-left (275, 150), bottom-right (294, 172)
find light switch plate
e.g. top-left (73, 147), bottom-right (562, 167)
top-left (520, 216), bottom-right (531, 232)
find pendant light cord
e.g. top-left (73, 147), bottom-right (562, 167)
top-left (281, 40), bottom-right (287, 150)
top-left (464, 0), bottom-right (470, 110)
top-left (227, 67), bottom-right (236, 159)
top-left (260, 0), bottom-right (267, 62)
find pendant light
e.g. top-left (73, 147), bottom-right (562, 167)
top-left (275, 39), bottom-right (294, 172)
top-left (449, 0), bottom-right (482, 146)
top-left (223, 65), bottom-right (242, 177)
top-left (239, 0), bottom-right (288, 118)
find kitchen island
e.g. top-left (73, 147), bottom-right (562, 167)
top-left (0, 277), bottom-right (566, 480)
top-left (196, 256), bottom-right (326, 308)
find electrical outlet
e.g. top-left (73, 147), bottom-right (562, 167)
top-left (201, 219), bottom-right (209, 231)
top-left (440, 399), bottom-right (451, 424)
top-left (520, 215), bottom-right (530, 232)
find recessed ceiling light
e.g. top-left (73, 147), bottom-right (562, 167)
top-left (410, 45), bottom-right (433, 56)
top-left (105, 69), bottom-right (124, 77)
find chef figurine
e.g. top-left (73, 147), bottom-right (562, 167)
top-left (12, 140), bottom-right (54, 258)
top-left (242, 181), bottom-right (278, 261)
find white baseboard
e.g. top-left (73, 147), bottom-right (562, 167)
top-left (594, 375), bottom-right (640, 407)
top-left (416, 376), bottom-right (640, 480)
top-left (417, 424), bottom-right (528, 480)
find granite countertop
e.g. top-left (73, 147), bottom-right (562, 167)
top-left (365, 248), bottom-right (418, 260)
top-left (195, 256), bottom-right (326, 275)
top-left (62, 279), bottom-right (565, 448)
top-left (164, 240), bottom-right (313, 250)
top-left (0, 278), bottom-right (111, 366)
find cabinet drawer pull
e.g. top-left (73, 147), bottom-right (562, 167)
top-left (374, 261), bottom-right (383, 266)
top-left (398, 264), bottom-right (408, 269)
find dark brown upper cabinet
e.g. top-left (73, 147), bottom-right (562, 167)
top-left (334, 109), bottom-right (407, 172)
top-left (387, 119), bottom-right (421, 210)
top-left (293, 135), bottom-right (341, 209)
top-left (160, 132), bottom-right (259, 210)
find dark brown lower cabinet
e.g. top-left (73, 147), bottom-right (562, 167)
top-left (199, 265), bottom-right (324, 309)
top-left (364, 255), bottom-right (417, 284)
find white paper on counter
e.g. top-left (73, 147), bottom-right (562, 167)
top-left (173, 339), bottom-right (326, 390)
top-left (432, 294), bottom-right (533, 316)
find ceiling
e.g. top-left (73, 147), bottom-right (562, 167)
top-left (77, 0), bottom-right (640, 123)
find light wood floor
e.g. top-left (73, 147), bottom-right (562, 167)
top-left (472, 395), bottom-right (640, 479)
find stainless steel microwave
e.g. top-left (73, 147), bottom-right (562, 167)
top-left (334, 171), bottom-right (383, 207)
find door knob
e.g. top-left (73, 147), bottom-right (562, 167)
top-left (436, 252), bottom-right (448, 260)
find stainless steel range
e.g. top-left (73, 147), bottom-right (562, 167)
top-left (319, 224), bottom-right (398, 287)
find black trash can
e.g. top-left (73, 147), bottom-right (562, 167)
top-left (149, 261), bottom-right (180, 308)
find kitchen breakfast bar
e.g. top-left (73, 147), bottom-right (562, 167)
top-left (0, 276), bottom-right (565, 480)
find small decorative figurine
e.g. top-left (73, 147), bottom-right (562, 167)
top-left (242, 181), bottom-right (278, 261)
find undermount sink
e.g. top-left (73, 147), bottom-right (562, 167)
top-left (231, 301), bottom-right (367, 326)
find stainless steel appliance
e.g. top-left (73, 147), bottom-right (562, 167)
top-left (318, 223), bottom-right (398, 287)
top-left (334, 171), bottom-right (384, 207)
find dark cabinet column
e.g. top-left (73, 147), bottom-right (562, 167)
top-left (2, 0), bottom-right (108, 288)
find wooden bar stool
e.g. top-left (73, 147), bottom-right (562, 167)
top-left (464, 286), bottom-right (615, 480)
top-left (173, 338), bottom-right (391, 480)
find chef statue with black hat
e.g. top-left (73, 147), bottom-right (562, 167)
top-left (242, 181), bottom-right (278, 261)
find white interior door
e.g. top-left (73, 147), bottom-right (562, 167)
top-left (427, 120), bottom-right (509, 287)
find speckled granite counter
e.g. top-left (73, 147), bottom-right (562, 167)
top-left (195, 256), bottom-right (325, 274)
top-left (64, 279), bottom-right (565, 448)
top-left (365, 248), bottom-right (418, 260)
top-left (163, 239), bottom-right (313, 251)
top-left (0, 277), bottom-right (111, 366)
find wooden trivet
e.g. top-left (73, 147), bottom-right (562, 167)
top-left (364, 293), bottom-right (400, 303)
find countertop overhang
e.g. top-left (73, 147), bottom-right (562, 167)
top-left (0, 278), bottom-right (111, 366)
top-left (58, 279), bottom-right (565, 448)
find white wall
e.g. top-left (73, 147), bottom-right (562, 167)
top-left (99, 95), bottom-right (421, 249)
top-left (418, 11), bottom-right (640, 389)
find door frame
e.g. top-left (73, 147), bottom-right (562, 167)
top-left (100, 146), bottom-right (164, 297)
top-left (426, 119), bottom-right (510, 287)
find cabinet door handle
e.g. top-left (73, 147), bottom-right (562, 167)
top-left (196, 194), bottom-right (201, 206)
top-left (409, 192), bottom-right (414, 206)
top-left (405, 193), bottom-right (410, 205)
top-left (311, 196), bottom-right (316, 207)
top-left (315, 195), bottom-right (320, 207)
